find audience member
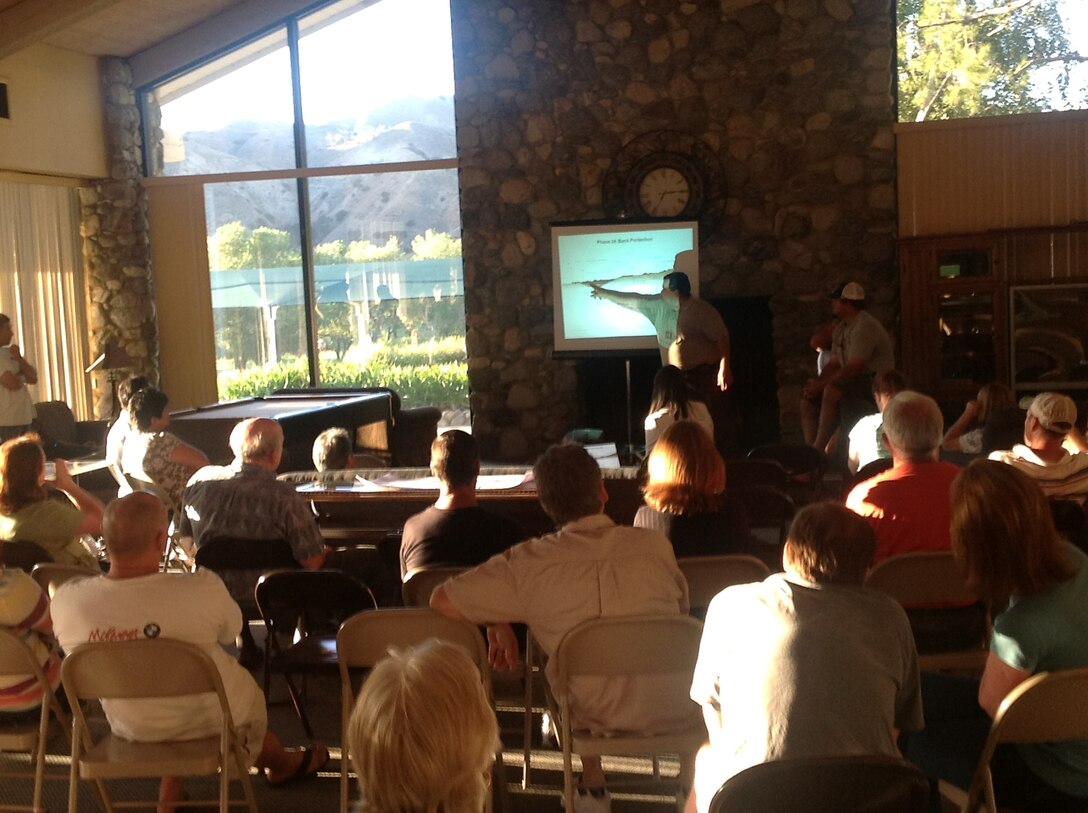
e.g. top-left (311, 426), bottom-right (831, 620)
top-left (989, 392), bottom-right (1088, 503)
top-left (432, 443), bottom-right (692, 812)
top-left (52, 493), bottom-right (329, 813)
top-left (643, 365), bottom-right (713, 451)
top-left (120, 387), bottom-right (209, 511)
top-left (635, 420), bottom-right (749, 558)
top-left (0, 435), bottom-right (102, 568)
top-left (904, 460), bottom-right (1088, 810)
top-left (0, 562), bottom-right (61, 719)
top-left (312, 427), bottom-right (354, 472)
top-left (943, 382), bottom-right (1016, 454)
top-left (685, 502), bottom-right (921, 813)
top-left (846, 369), bottom-right (908, 474)
top-left (846, 391), bottom-right (959, 563)
top-left (0, 315), bottom-right (37, 443)
top-left (105, 375), bottom-right (149, 496)
top-left (179, 418), bottom-right (327, 663)
top-left (399, 430), bottom-right (523, 581)
top-left (347, 640), bottom-right (499, 813)
top-left (801, 282), bottom-right (894, 453)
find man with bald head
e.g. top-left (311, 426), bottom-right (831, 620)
top-left (178, 417), bottom-right (325, 568)
top-left (51, 493), bottom-right (329, 813)
top-left (178, 418), bottom-right (326, 663)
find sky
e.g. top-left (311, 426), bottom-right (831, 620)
top-left (159, 0), bottom-right (454, 133)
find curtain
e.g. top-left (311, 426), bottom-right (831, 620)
top-left (0, 181), bottom-right (90, 419)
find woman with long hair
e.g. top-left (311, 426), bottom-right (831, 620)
top-left (905, 459), bottom-right (1088, 809)
top-left (636, 420), bottom-right (748, 558)
top-left (644, 365), bottom-right (713, 451)
top-left (119, 387), bottom-right (208, 511)
top-left (0, 434), bottom-right (102, 568)
top-left (942, 382), bottom-right (1017, 454)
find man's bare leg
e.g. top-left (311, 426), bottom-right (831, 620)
top-left (812, 384), bottom-right (842, 451)
top-left (157, 776), bottom-right (184, 813)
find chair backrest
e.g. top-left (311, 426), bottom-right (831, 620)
top-left (30, 563), bottom-right (97, 598)
top-left (991, 667), bottom-right (1088, 745)
top-left (122, 473), bottom-right (177, 514)
top-left (401, 566), bottom-right (467, 607)
top-left (709, 754), bottom-right (929, 813)
top-left (0, 626), bottom-right (49, 682)
top-left (195, 536), bottom-right (298, 571)
top-left (337, 608), bottom-right (487, 675)
top-left (555, 614), bottom-right (703, 684)
top-left (849, 457), bottom-right (895, 491)
top-left (864, 551), bottom-right (974, 606)
top-left (0, 540), bottom-right (54, 571)
top-left (725, 459), bottom-right (788, 490)
top-left (255, 569), bottom-right (377, 635)
top-left (32, 401), bottom-right (78, 444)
top-left (679, 555), bottom-right (770, 614)
top-left (747, 443), bottom-right (827, 480)
top-left (60, 638), bottom-right (224, 701)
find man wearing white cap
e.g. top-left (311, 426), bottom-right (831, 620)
top-left (989, 392), bottom-right (1088, 503)
top-left (801, 281), bottom-right (894, 453)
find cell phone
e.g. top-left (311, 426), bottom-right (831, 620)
top-left (43, 461), bottom-right (56, 481)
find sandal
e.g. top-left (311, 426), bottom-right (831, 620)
top-left (266, 745), bottom-right (329, 788)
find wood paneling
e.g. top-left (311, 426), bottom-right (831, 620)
top-left (897, 111), bottom-right (1088, 238)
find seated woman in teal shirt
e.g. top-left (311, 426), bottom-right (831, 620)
top-left (907, 459), bottom-right (1088, 810)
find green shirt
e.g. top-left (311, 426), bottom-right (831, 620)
top-left (0, 498), bottom-right (96, 568)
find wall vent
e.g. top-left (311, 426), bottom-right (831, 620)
top-left (0, 81), bottom-right (9, 120)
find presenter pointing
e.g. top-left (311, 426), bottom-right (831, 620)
top-left (0, 314), bottom-right (37, 442)
top-left (585, 251), bottom-right (735, 453)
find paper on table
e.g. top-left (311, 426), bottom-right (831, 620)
top-left (359, 472), bottom-right (534, 491)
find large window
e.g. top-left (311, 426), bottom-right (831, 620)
top-left (142, 0), bottom-right (466, 421)
top-left (898, 0), bottom-right (1088, 122)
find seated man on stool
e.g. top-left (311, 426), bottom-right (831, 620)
top-left (51, 492), bottom-right (329, 813)
top-left (431, 443), bottom-right (694, 813)
top-left (179, 417), bottom-right (327, 664)
top-left (399, 430), bottom-right (524, 581)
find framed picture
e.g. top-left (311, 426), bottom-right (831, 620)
top-left (1010, 283), bottom-right (1088, 392)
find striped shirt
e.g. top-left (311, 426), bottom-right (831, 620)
top-left (0, 567), bottom-right (60, 713)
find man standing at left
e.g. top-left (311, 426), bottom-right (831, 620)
top-left (0, 314), bottom-right (37, 441)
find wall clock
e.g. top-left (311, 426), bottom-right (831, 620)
top-left (601, 130), bottom-right (726, 242)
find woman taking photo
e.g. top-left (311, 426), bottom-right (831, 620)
top-left (644, 365), bottom-right (713, 451)
top-left (0, 434), bottom-right (102, 568)
top-left (635, 420), bottom-right (749, 558)
top-left (907, 459), bottom-right (1088, 809)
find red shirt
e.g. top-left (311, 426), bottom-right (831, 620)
top-left (845, 460), bottom-right (961, 564)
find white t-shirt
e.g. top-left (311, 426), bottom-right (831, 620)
top-left (51, 569), bottom-right (267, 762)
top-left (689, 573), bottom-right (922, 812)
top-left (644, 401), bottom-right (714, 450)
top-left (0, 347), bottom-right (34, 428)
top-left (847, 412), bottom-right (889, 471)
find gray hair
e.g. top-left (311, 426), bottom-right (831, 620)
top-left (313, 427), bottom-right (352, 471)
top-left (229, 418), bottom-right (283, 464)
top-left (882, 391), bottom-right (943, 461)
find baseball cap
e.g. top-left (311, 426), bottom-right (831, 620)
top-left (828, 281), bottom-right (865, 302)
top-left (1028, 392), bottom-right (1077, 434)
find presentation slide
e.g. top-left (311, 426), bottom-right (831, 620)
top-left (551, 221), bottom-right (697, 353)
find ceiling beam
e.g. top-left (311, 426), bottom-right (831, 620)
top-left (0, 0), bottom-right (124, 61)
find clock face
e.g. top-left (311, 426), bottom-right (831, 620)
top-left (638, 167), bottom-right (691, 217)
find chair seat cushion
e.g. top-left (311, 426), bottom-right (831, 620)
top-left (80, 734), bottom-right (223, 779)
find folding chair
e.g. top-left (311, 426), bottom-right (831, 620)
top-left (709, 754), bottom-right (928, 813)
top-left (0, 628), bottom-right (88, 813)
top-left (553, 615), bottom-right (706, 812)
top-left (732, 485), bottom-right (795, 547)
top-left (60, 638), bottom-right (258, 813)
top-left (678, 554), bottom-right (770, 617)
top-left (724, 459), bottom-right (788, 490)
top-left (747, 443), bottom-right (828, 503)
top-left (30, 562), bottom-right (97, 599)
top-left (335, 607), bottom-right (501, 813)
top-left (401, 566), bottom-right (467, 607)
top-left (939, 667), bottom-right (1088, 813)
top-left (255, 569), bottom-right (376, 738)
top-left (864, 551), bottom-right (990, 673)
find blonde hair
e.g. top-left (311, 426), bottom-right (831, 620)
top-left (950, 460), bottom-right (1073, 604)
top-left (975, 382), bottom-right (1015, 425)
top-left (348, 639), bottom-right (499, 813)
top-left (642, 420), bottom-right (725, 514)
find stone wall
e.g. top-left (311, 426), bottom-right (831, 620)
top-left (80, 58), bottom-right (159, 418)
top-left (452, 0), bottom-right (897, 459)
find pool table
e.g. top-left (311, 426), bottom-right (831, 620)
top-left (169, 393), bottom-right (393, 471)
